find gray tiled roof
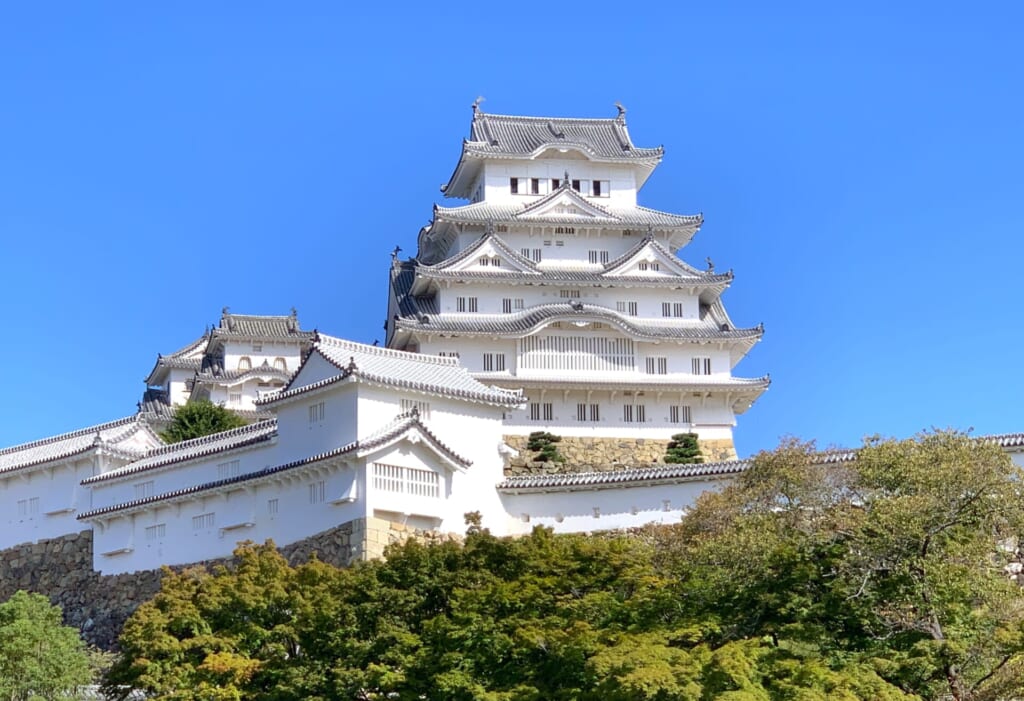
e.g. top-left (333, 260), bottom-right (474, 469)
top-left (416, 230), bottom-right (730, 289)
top-left (490, 375), bottom-right (771, 392)
top-left (434, 200), bottom-right (701, 229)
top-left (396, 301), bottom-right (763, 343)
top-left (214, 309), bottom-right (314, 339)
top-left (0, 416), bottom-right (152, 475)
top-left (145, 335), bottom-right (207, 384)
top-left (78, 411), bottom-right (468, 520)
top-left (428, 229), bottom-right (539, 273)
top-left (498, 448), bottom-right (858, 493)
top-left (498, 459), bottom-right (751, 492)
top-left (82, 421), bottom-right (278, 485)
top-left (986, 432), bottom-right (1024, 449)
top-left (165, 335), bottom-right (208, 360)
top-left (192, 363), bottom-right (293, 384)
top-left (260, 335), bottom-right (524, 408)
top-left (463, 111), bottom-right (663, 162)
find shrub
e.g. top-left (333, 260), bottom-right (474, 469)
top-left (665, 433), bottom-right (704, 464)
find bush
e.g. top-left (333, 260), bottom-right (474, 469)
top-left (526, 431), bottom-right (565, 463)
top-left (665, 433), bottom-right (703, 464)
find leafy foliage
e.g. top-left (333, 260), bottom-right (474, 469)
top-left (160, 400), bottom-right (248, 444)
top-left (526, 430), bottom-right (565, 463)
top-left (0, 590), bottom-right (94, 700)
top-left (107, 432), bottom-right (1024, 700)
top-left (665, 432), bottom-right (704, 464)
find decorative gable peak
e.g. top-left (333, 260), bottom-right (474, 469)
top-left (603, 235), bottom-right (714, 280)
top-left (516, 182), bottom-right (617, 222)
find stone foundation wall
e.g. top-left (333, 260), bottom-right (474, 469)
top-left (0, 519), bottom-right (453, 650)
top-left (503, 435), bottom-right (737, 475)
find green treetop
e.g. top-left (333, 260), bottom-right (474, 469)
top-left (0, 590), bottom-right (94, 701)
top-left (160, 400), bottom-right (248, 444)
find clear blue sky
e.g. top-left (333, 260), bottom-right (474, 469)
top-left (2, 3), bottom-right (1022, 457)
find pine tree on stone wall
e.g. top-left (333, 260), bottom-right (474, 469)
top-left (664, 433), bottom-right (704, 464)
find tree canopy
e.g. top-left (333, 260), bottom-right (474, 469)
top-left (160, 400), bottom-right (248, 444)
top-left (105, 432), bottom-right (1024, 700)
top-left (0, 590), bottom-right (94, 701)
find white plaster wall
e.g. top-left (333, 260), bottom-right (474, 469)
top-left (354, 385), bottom-right (512, 535)
top-left (273, 387), bottom-right (358, 465)
top-left (432, 282), bottom-right (704, 322)
top-left (221, 339), bottom-right (303, 375)
top-left (93, 461), bottom-right (367, 575)
top-left (0, 455), bottom-right (99, 548)
top-left (500, 478), bottom-right (731, 536)
top-left (87, 439), bottom-right (280, 513)
top-left (501, 389), bottom-right (735, 441)
top-left (481, 160), bottom-right (638, 207)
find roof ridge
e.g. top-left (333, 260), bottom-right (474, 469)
top-left (0, 415), bottom-right (138, 457)
top-left (476, 112), bottom-right (624, 125)
top-left (316, 335), bottom-right (460, 367)
top-left (145, 419), bottom-right (277, 457)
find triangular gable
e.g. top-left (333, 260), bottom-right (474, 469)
top-left (356, 413), bottom-right (471, 472)
top-left (515, 185), bottom-right (619, 222)
top-left (602, 236), bottom-right (707, 279)
top-left (276, 347), bottom-right (346, 396)
top-left (426, 231), bottom-right (538, 274)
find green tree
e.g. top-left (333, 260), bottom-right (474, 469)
top-left (666, 432), bottom-right (1024, 701)
top-left (0, 591), bottom-right (93, 701)
top-left (664, 432), bottom-right (704, 464)
top-left (160, 400), bottom-right (248, 444)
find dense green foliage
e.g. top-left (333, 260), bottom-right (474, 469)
top-left (525, 430), bottom-right (565, 463)
top-left (106, 432), bottom-right (1024, 700)
top-left (160, 400), bottom-right (248, 444)
top-left (0, 591), bottom-right (94, 700)
top-left (664, 432), bottom-right (704, 464)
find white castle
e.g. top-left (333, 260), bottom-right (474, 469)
top-left (2, 105), bottom-right (1019, 576)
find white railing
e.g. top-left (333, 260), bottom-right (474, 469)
top-left (372, 463), bottom-right (440, 498)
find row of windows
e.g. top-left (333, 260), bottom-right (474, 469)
top-left (438, 353), bottom-right (710, 375)
top-left (17, 498), bottom-right (39, 517)
top-left (450, 296), bottom-right (689, 317)
top-left (478, 256), bottom-right (501, 267)
top-left (509, 177), bottom-right (611, 198)
top-left (237, 356), bottom-right (288, 372)
top-left (529, 402), bottom-right (694, 423)
top-left (135, 480), bottom-right (333, 543)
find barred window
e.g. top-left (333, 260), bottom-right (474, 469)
top-left (192, 513), bottom-right (215, 531)
top-left (669, 405), bottom-right (693, 423)
top-left (483, 353), bottom-right (506, 372)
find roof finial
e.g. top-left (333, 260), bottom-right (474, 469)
top-left (645, 224), bottom-right (655, 241)
top-left (347, 356), bottom-right (358, 372)
top-left (472, 96), bottom-right (485, 114)
top-left (391, 245), bottom-right (402, 260)
top-left (484, 219), bottom-right (495, 236)
top-left (706, 257), bottom-right (715, 273)
top-left (290, 306), bottom-right (297, 319)
top-left (614, 101), bottom-right (627, 119)
top-left (562, 170), bottom-right (571, 189)
top-left (221, 306), bottom-right (230, 316)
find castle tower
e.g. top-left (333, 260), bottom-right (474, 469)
top-left (387, 105), bottom-right (767, 465)
top-left (142, 309), bottom-right (314, 419)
